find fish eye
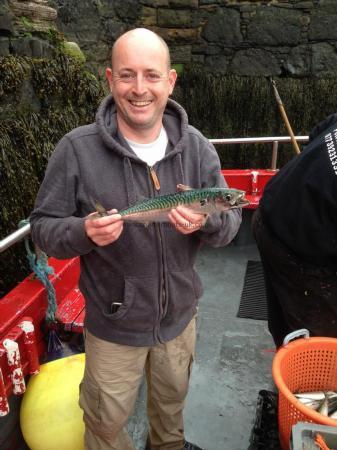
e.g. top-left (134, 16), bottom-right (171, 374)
top-left (225, 194), bottom-right (232, 201)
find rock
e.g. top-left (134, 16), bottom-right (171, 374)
top-left (247, 6), bottom-right (302, 46)
top-left (80, 40), bottom-right (109, 69)
top-left (201, 9), bottom-right (242, 46)
top-left (311, 42), bottom-right (337, 77)
top-left (158, 8), bottom-right (193, 28)
top-left (140, 0), bottom-right (169, 6)
top-left (285, 42), bottom-right (337, 77)
top-left (103, 20), bottom-right (125, 44)
top-left (114, 0), bottom-right (141, 22)
top-left (0, 11), bottom-right (14, 36)
top-left (204, 54), bottom-right (229, 72)
top-left (11, 36), bottom-right (55, 57)
top-left (308, 8), bottom-right (337, 41)
top-left (284, 45), bottom-right (311, 77)
top-left (141, 6), bottom-right (157, 27)
top-left (293, 1), bottom-right (314, 10)
top-left (0, 36), bottom-right (9, 55)
top-left (168, 0), bottom-right (198, 7)
top-left (170, 44), bottom-right (191, 62)
top-left (154, 27), bottom-right (198, 44)
top-left (10, 1), bottom-right (57, 33)
top-left (192, 43), bottom-right (222, 56)
top-left (230, 49), bottom-right (281, 76)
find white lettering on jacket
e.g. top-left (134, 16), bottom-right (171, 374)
top-left (325, 130), bottom-right (337, 175)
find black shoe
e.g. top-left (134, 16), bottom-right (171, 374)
top-left (182, 441), bottom-right (204, 450)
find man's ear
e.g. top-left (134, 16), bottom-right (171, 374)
top-left (168, 69), bottom-right (177, 95)
top-left (106, 67), bottom-right (113, 92)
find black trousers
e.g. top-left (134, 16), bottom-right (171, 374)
top-left (252, 208), bottom-right (337, 348)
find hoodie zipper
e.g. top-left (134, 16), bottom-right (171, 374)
top-left (148, 165), bottom-right (166, 343)
top-left (149, 166), bottom-right (161, 191)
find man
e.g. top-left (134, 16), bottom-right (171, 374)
top-left (253, 112), bottom-right (337, 348)
top-left (30, 28), bottom-right (242, 450)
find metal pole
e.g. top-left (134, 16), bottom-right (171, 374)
top-left (271, 141), bottom-right (279, 170)
top-left (0, 223), bottom-right (30, 253)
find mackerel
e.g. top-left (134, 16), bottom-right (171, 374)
top-left (92, 184), bottom-right (248, 225)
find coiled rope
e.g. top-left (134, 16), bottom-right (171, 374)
top-left (19, 219), bottom-right (57, 323)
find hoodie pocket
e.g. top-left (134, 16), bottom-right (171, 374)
top-left (102, 276), bottom-right (159, 332)
top-left (165, 268), bottom-right (202, 322)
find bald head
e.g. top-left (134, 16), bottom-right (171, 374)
top-left (112, 28), bottom-right (171, 70)
top-left (106, 27), bottom-right (177, 141)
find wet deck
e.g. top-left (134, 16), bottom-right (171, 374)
top-left (129, 237), bottom-right (276, 450)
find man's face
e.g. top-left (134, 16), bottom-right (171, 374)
top-left (106, 34), bottom-right (177, 138)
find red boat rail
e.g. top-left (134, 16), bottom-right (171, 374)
top-left (0, 257), bottom-right (84, 415)
top-left (222, 169), bottom-right (276, 209)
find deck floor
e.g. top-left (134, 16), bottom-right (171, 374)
top-left (128, 241), bottom-right (276, 450)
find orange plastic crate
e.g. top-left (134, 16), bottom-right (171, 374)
top-left (272, 335), bottom-right (337, 450)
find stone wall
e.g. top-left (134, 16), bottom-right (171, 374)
top-left (2, 0), bottom-right (337, 78)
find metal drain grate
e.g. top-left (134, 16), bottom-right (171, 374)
top-left (237, 260), bottom-right (268, 320)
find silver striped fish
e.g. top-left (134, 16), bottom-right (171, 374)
top-left (92, 184), bottom-right (248, 225)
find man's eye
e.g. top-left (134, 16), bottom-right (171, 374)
top-left (120, 73), bottom-right (134, 81)
top-left (146, 73), bottom-right (161, 81)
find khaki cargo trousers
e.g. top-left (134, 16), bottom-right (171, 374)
top-left (79, 318), bottom-right (196, 450)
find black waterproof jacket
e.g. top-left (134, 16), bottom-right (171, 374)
top-left (260, 113), bottom-right (337, 268)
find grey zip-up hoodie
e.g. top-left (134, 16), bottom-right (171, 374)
top-left (30, 95), bottom-right (242, 346)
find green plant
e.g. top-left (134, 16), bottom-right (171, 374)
top-left (0, 56), bottom-right (29, 97)
top-left (43, 27), bottom-right (65, 48)
top-left (172, 63), bottom-right (184, 75)
top-left (0, 55), bottom-right (104, 297)
top-left (20, 16), bottom-right (34, 30)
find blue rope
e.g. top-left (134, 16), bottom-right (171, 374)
top-left (20, 219), bottom-right (57, 323)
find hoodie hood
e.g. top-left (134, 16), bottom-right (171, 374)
top-left (95, 94), bottom-right (189, 161)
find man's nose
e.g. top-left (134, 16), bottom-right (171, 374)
top-left (132, 74), bottom-right (147, 95)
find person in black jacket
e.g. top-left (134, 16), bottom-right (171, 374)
top-left (253, 113), bottom-right (337, 348)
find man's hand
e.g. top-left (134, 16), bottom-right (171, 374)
top-left (168, 206), bottom-right (207, 235)
top-left (85, 210), bottom-right (123, 246)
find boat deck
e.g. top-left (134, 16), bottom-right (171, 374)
top-left (128, 238), bottom-right (276, 450)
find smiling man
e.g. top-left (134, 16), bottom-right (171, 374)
top-left (106, 29), bottom-right (176, 142)
top-left (30, 28), bottom-right (242, 450)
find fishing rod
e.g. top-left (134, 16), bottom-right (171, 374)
top-left (269, 77), bottom-right (301, 155)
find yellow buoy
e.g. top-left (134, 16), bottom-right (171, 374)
top-left (20, 353), bottom-right (85, 450)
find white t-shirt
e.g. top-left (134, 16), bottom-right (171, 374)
top-left (125, 127), bottom-right (168, 167)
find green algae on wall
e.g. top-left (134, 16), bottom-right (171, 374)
top-left (0, 54), bottom-right (104, 298)
top-left (174, 68), bottom-right (337, 169)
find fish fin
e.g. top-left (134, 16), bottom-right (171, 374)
top-left (133, 195), bottom-right (148, 204)
top-left (177, 184), bottom-right (193, 192)
top-left (89, 196), bottom-right (108, 217)
top-left (95, 202), bottom-right (108, 216)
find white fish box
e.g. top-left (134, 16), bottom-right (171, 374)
top-left (291, 422), bottom-right (337, 450)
